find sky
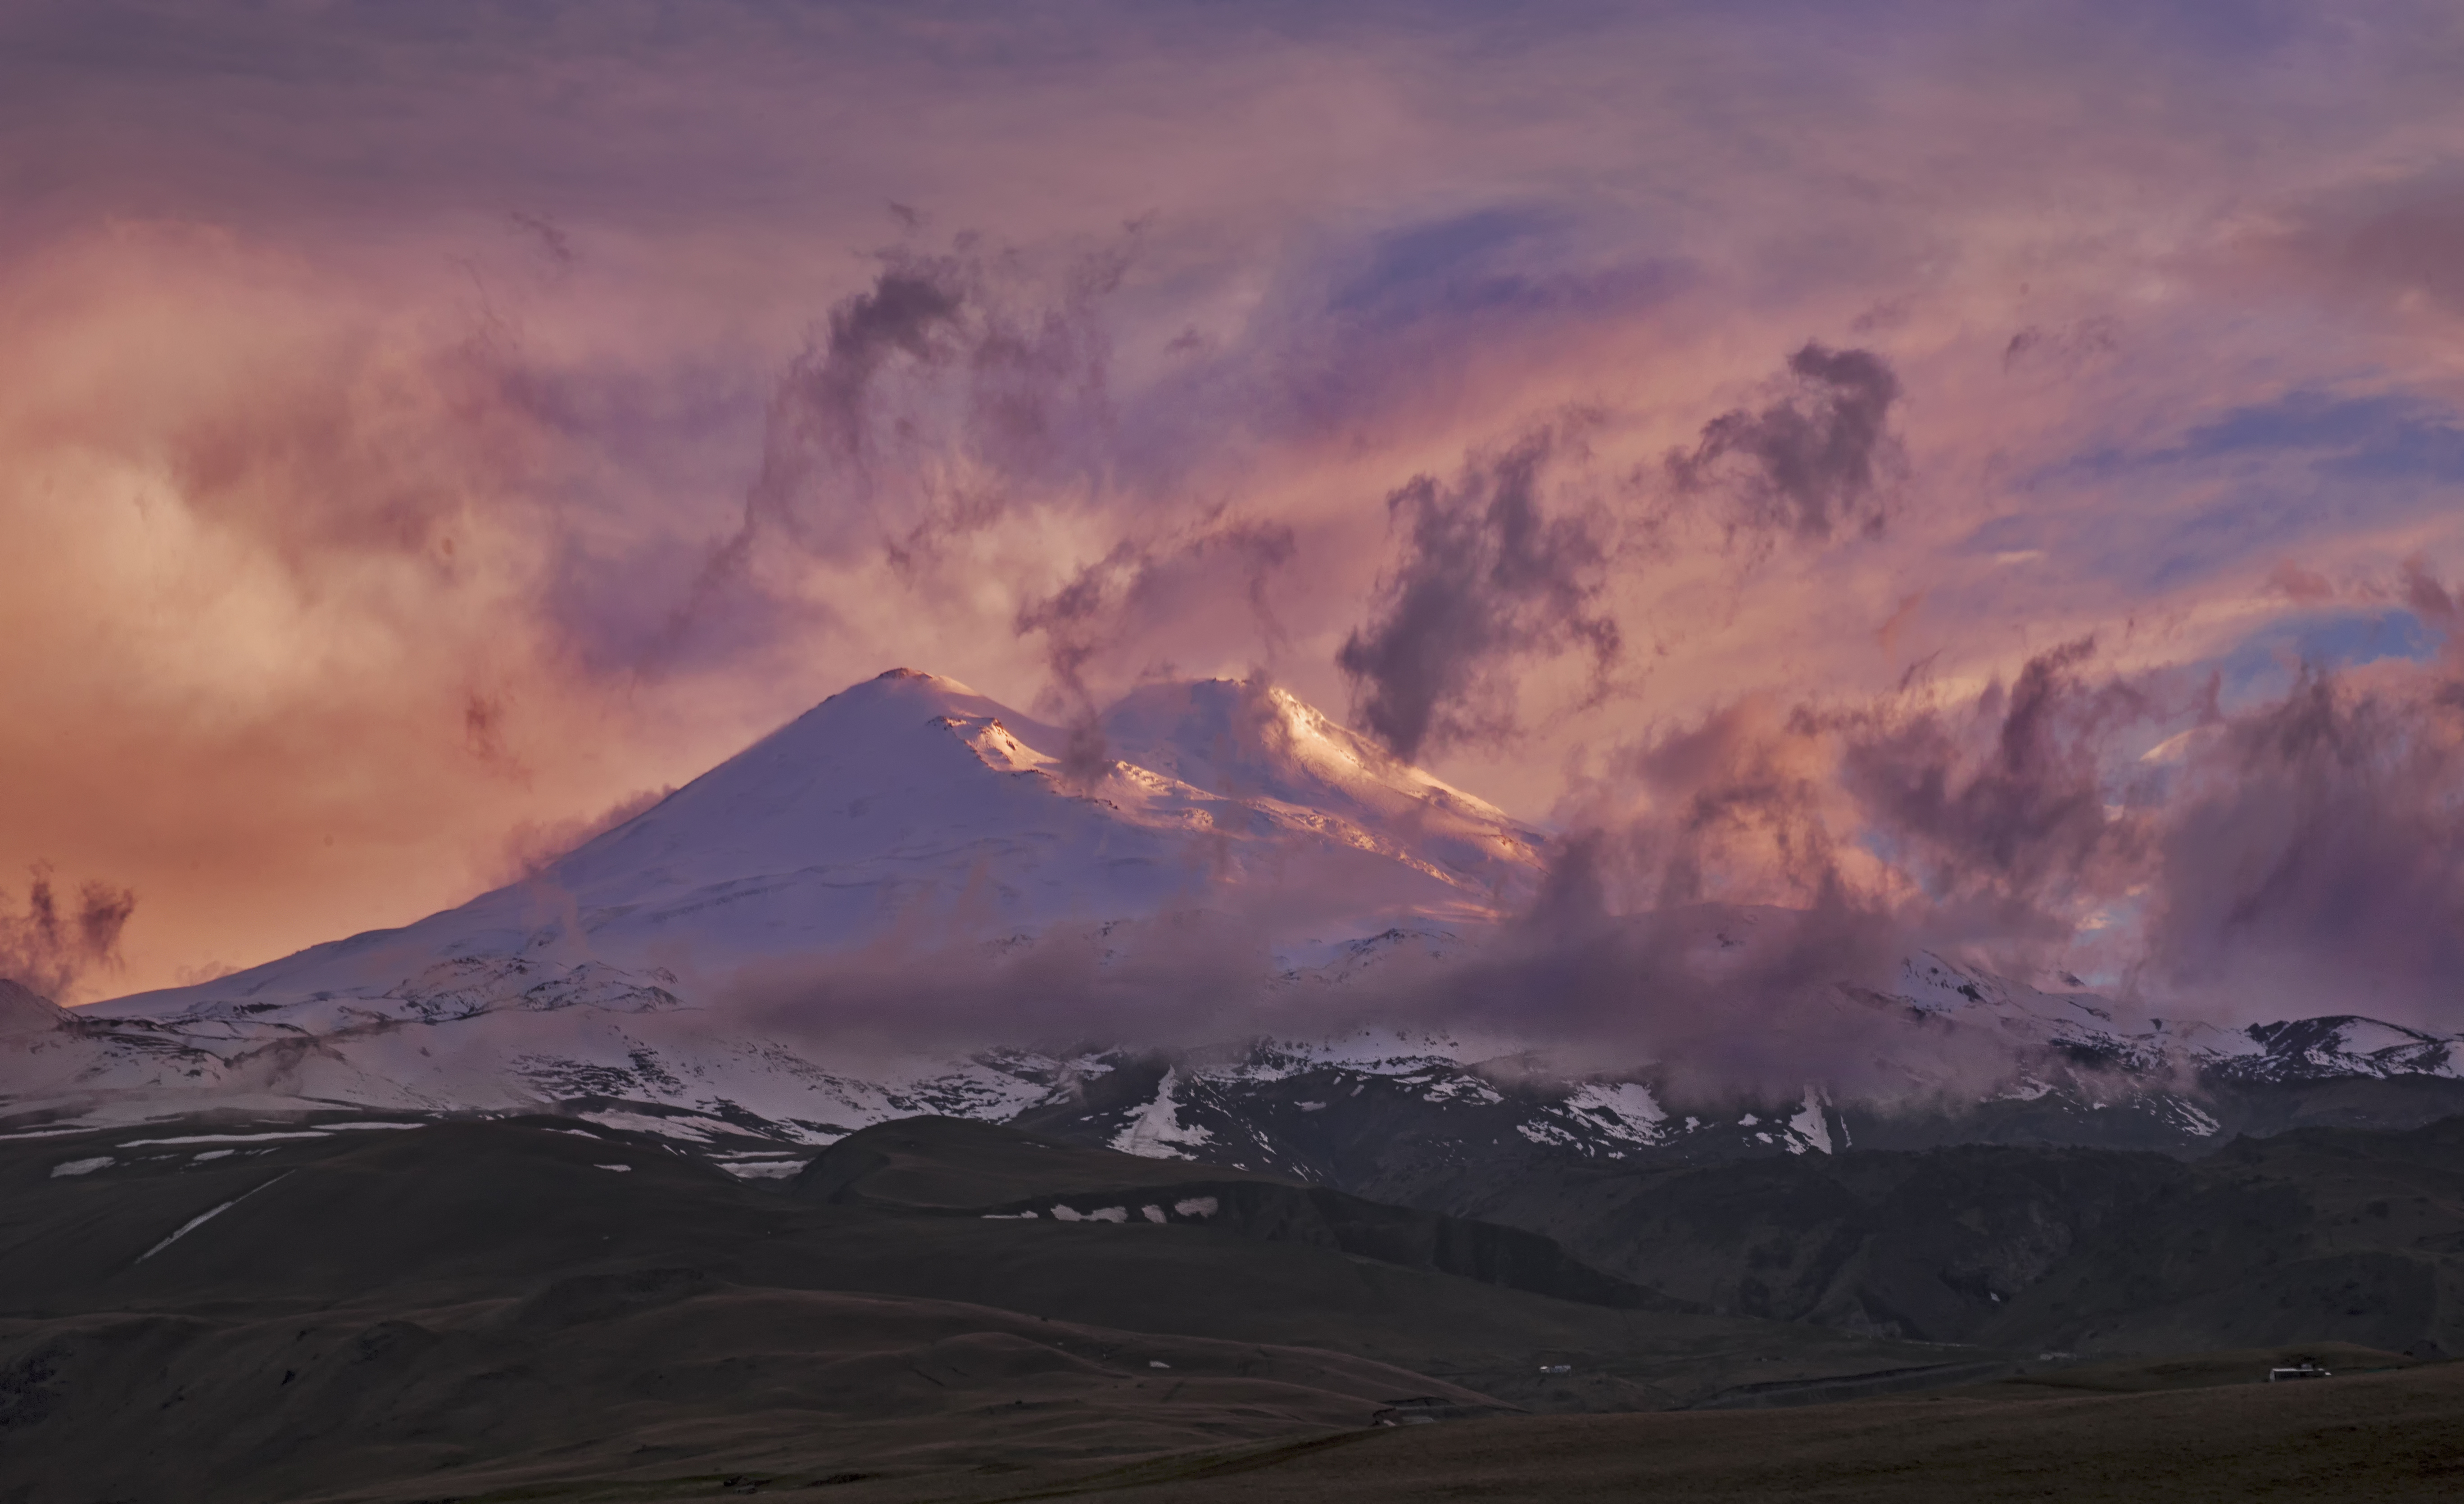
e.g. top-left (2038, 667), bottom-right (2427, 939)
top-left (4, 0), bottom-right (2463, 1023)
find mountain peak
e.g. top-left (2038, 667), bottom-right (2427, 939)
top-left (0, 978), bottom-right (65, 1037)
top-left (100, 671), bottom-right (1546, 1019)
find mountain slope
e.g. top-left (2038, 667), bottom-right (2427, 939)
top-left (0, 671), bottom-right (1556, 1142)
top-left (9, 1102), bottom-right (2455, 1504)
top-left (1357, 1112), bottom-right (2464, 1359)
top-left (102, 670), bottom-right (1545, 1025)
top-left (6, 669), bottom-right (2463, 1177)
top-left (0, 1112), bottom-right (1976, 1504)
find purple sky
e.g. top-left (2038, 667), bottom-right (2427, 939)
top-left (4, 1), bottom-right (2462, 1022)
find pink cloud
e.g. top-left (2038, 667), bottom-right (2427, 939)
top-left (1, 0), bottom-right (2460, 1024)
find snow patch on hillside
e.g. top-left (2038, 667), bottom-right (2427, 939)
top-left (1109, 1069), bottom-right (1213, 1159)
top-left (1787, 1087), bottom-right (1833, 1155)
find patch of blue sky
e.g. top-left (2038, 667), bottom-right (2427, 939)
top-left (1979, 389), bottom-right (2464, 594)
top-left (2205, 608), bottom-right (2439, 708)
top-left (1847, 826), bottom-right (1935, 897)
top-left (1845, 610), bottom-right (2437, 876)
top-left (1323, 205), bottom-right (1688, 333)
top-left (2025, 389), bottom-right (2464, 488)
top-left (1241, 205), bottom-right (1687, 438)
top-left (1335, 210), bottom-right (1561, 302)
top-left (2134, 481), bottom-right (2345, 592)
top-left (1328, 207), bottom-right (1567, 323)
top-left (1951, 478), bottom-right (2343, 595)
top-left (1843, 822), bottom-right (2148, 970)
top-left (1955, 511), bottom-right (2050, 556)
top-left (2170, 391), bottom-right (2464, 480)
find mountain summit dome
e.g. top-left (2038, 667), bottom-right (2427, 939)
top-left (104, 671), bottom-right (1547, 1020)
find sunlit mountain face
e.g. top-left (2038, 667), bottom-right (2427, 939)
top-left (5, 3), bottom-right (2464, 1144)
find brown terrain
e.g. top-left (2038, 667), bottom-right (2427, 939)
top-left (2, 1112), bottom-right (2459, 1502)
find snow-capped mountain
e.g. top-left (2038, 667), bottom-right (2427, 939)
top-left (6, 669), bottom-right (2463, 1180)
top-left (1, 671), bottom-right (1551, 1153)
top-left (104, 670), bottom-right (1545, 1020)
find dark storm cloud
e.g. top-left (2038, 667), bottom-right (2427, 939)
top-left (0, 865), bottom-right (137, 1003)
top-left (1469, 648), bottom-right (2131, 1075)
top-left (1526, 570), bottom-right (2464, 1037)
top-left (1415, 712), bottom-right (2012, 1098)
top-left (1015, 538), bottom-right (1142, 785)
top-left (2144, 657), bottom-right (2464, 1024)
top-left (712, 827), bottom-right (1952, 1106)
top-left (1337, 426), bottom-right (1621, 761)
top-left (1566, 638), bottom-right (2154, 948)
top-left (1837, 639), bottom-right (2155, 936)
top-left (711, 238), bottom-right (1128, 580)
top-left (1015, 517), bottom-right (1299, 784)
top-left (655, 240), bottom-right (1131, 672)
top-left (1594, 700), bottom-right (1849, 916)
top-left (1420, 898), bottom-right (1982, 1105)
top-left (738, 257), bottom-right (973, 562)
top-left (1295, 652), bottom-right (2129, 1099)
top-left (2001, 317), bottom-right (2119, 375)
top-left (1667, 342), bottom-right (1903, 543)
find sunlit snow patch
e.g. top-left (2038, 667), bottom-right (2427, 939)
top-left (1786, 1087), bottom-right (1833, 1155)
top-left (2168, 1098), bottom-right (2222, 1137)
top-left (1109, 1069), bottom-right (1213, 1160)
top-left (714, 1155), bottom-right (806, 1179)
top-left (1557, 1081), bottom-right (1667, 1148)
top-left (141, 1199), bottom-right (241, 1259)
top-left (122, 1132), bottom-right (331, 1146)
top-left (579, 1110), bottom-right (715, 1142)
top-left (137, 1171), bottom-right (290, 1260)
